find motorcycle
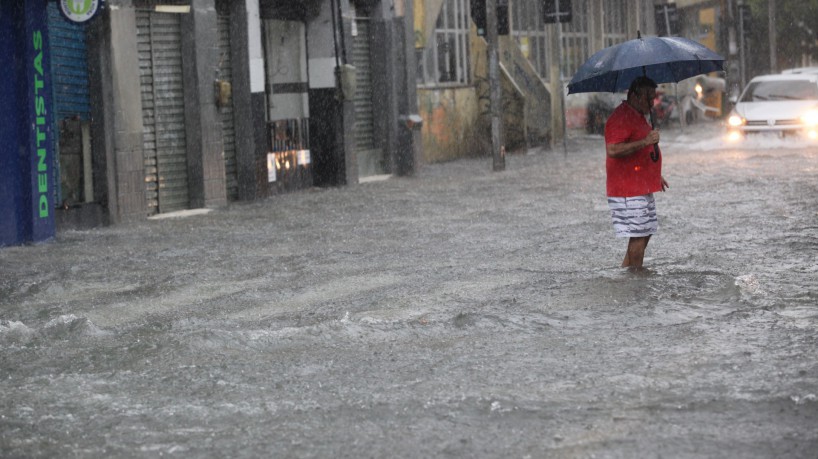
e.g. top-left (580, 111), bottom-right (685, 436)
top-left (651, 91), bottom-right (677, 128)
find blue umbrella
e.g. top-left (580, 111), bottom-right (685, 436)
top-left (567, 33), bottom-right (725, 94)
top-left (568, 32), bottom-right (724, 161)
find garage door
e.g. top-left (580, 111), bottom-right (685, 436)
top-left (137, 10), bottom-right (189, 214)
top-left (352, 18), bottom-right (384, 178)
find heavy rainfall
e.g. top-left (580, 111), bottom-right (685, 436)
top-left (3, 0), bottom-right (818, 457)
top-left (2, 123), bottom-right (817, 457)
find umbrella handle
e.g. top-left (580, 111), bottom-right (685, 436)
top-left (649, 108), bottom-right (660, 162)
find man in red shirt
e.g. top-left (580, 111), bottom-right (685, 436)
top-left (604, 77), bottom-right (669, 270)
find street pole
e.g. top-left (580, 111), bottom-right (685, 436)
top-left (738, 0), bottom-right (746, 89)
top-left (556, 1), bottom-right (567, 156)
top-left (725, 0), bottom-right (739, 103)
top-left (486, 0), bottom-right (505, 171)
top-left (768, 0), bottom-right (777, 72)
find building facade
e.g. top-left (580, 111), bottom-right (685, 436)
top-left (1, 0), bottom-right (420, 247)
top-left (667, 0), bottom-right (728, 115)
top-left (414, 0), bottom-right (660, 162)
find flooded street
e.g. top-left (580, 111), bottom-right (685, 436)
top-left (2, 124), bottom-right (817, 458)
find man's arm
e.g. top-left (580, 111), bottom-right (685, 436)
top-left (606, 130), bottom-right (660, 158)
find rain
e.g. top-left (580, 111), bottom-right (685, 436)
top-left (2, 0), bottom-right (818, 457)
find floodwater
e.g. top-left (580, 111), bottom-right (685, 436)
top-left (2, 124), bottom-right (817, 458)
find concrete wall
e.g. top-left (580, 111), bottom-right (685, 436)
top-left (306, 0), bottom-right (354, 186)
top-left (370, 0), bottom-right (421, 175)
top-left (417, 22), bottom-right (483, 164)
top-left (418, 24), bottom-right (536, 163)
top-left (498, 35), bottom-right (551, 149)
top-left (500, 75), bottom-right (527, 152)
top-left (395, 0), bottom-right (421, 175)
top-left (94, 3), bottom-right (147, 223)
top-left (418, 0), bottom-right (570, 162)
top-left (417, 87), bottom-right (481, 163)
top-left (228, 0), bottom-right (268, 201)
top-left (181, 0), bottom-right (227, 209)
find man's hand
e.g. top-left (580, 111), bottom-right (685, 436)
top-left (607, 129), bottom-right (661, 158)
top-left (645, 129), bottom-right (660, 146)
top-left (661, 176), bottom-right (669, 192)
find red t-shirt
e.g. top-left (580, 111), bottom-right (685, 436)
top-left (604, 101), bottom-right (663, 197)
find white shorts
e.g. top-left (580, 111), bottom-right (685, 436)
top-left (608, 194), bottom-right (658, 238)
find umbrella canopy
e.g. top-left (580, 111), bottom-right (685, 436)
top-left (567, 34), bottom-right (725, 94)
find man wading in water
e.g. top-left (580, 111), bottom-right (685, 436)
top-left (604, 77), bottom-right (669, 271)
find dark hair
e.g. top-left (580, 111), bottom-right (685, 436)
top-left (628, 76), bottom-right (657, 97)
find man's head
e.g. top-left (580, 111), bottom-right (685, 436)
top-left (627, 76), bottom-right (657, 115)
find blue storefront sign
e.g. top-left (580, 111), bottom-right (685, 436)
top-left (0, 0), bottom-right (55, 247)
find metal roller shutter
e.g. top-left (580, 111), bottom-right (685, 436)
top-left (137, 10), bottom-right (189, 215)
top-left (47, 3), bottom-right (91, 122)
top-left (351, 19), bottom-right (384, 177)
top-left (47, 3), bottom-right (92, 206)
top-left (217, 13), bottom-right (238, 201)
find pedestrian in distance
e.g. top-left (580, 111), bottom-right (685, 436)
top-left (604, 76), bottom-right (669, 271)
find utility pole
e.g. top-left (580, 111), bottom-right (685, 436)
top-left (557, 4), bottom-right (566, 156)
top-left (486, 0), bottom-right (505, 171)
top-left (725, 0), bottom-right (740, 102)
top-left (768, 0), bottom-right (777, 72)
top-left (738, 0), bottom-right (747, 88)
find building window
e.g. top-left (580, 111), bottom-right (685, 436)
top-left (603, 0), bottom-right (629, 48)
top-left (560, 0), bottom-right (589, 80)
top-left (418, 0), bottom-right (470, 86)
top-left (511, 0), bottom-right (550, 80)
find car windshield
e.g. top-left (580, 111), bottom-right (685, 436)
top-left (740, 80), bottom-right (818, 102)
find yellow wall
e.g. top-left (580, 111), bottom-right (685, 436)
top-left (699, 7), bottom-right (716, 51)
top-left (699, 7), bottom-right (722, 116)
top-left (417, 87), bottom-right (482, 163)
top-left (417, 26), bottom-right (484, 164)
top-left (417, 20), bottom-right (540, 163)
top-left (414, 0), bottom-right (445, 49)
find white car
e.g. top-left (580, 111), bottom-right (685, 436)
top-left (727, 73), bottom-right (818, 139)
top-left (781, 67), bottom-right (818, 75)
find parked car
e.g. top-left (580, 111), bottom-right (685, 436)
top-left (727, 73), bottom-right (818, 139)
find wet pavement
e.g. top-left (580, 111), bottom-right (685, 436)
top-left (2, 124), bottom-right (817, 458)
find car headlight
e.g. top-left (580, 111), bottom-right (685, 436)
top-left (800, 109), bottom-right (818, 126)
top-left (728, 114), bottom-right (745, 127)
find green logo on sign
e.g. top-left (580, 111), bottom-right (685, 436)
top-left (60, 0), bottom-right (101, 23)
top-left (68, 0), bottom-right (92, 14)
